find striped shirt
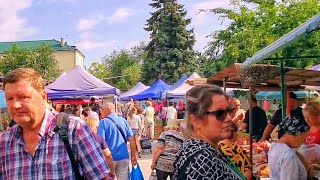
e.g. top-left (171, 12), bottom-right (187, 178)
top-left (156, 130), bottom-right (184, 172)
top-left (0, 110), bottom-right (110, 179)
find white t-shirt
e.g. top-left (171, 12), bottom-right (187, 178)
top-left (145, 106), bottom-right (155, 121)
top-left (127, 115), bottom-right (141, 129)
top-left (166, 106), bottom-right (177, 119)
top-left (268, 143), bottom-right (307, 180)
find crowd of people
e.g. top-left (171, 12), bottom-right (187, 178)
top-left (1, 67), bottom-right (320, 179)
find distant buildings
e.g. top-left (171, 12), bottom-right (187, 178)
top-left (0, 38), bottom-right (85, 73)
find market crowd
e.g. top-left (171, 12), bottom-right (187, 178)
top-left (0, 68), bottom-right (320, 180)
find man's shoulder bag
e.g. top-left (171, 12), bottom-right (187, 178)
top-left (54, 112), bottom-right (85, 180)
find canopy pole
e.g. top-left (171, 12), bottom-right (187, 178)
top-left (249, 86), bottom-right (254, 168)
top-left (280, 59), bottom-right (286, 119)
top-left (223, 77), bottom-right (228, 92)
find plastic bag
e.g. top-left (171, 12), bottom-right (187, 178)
top-left (149, 170), bottom-right (157, 180)
top-left (130, 164), bottom-right (144, 180)
top-left (299, 144), bottom-right (320, 164)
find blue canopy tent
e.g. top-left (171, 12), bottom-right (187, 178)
top-left (131, 79), bottom-right (171, 100)
top-left (0, 90), bottom-right (6, 109)
top-left (46, 65), bottom-right (120, 99)
top-left (119, 82), bottom-right (149, 101)
top-left (256, 91), bottom-right (313, 100)
top-left (162, 74), bottom-right (188, 99)
top-left (168, 74), bottom-right (188, 91)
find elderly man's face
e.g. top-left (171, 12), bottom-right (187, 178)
top-left (4, 80), bottom-right (46, 129)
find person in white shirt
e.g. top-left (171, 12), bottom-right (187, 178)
top-left (127, 108), bottom-right (143, 158)
top-left (268, 116), bottom-right (313, 180)
top-left (144, 101), bottom-right (155, 141)
top-left (165, 102), bottom-right (177, 125)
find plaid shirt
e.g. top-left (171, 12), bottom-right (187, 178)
top-left (0, 110), bottom-right (110, 179)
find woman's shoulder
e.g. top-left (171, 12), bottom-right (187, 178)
top-left (180, 139), bottom-right (217, 159)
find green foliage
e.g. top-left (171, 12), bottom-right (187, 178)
top-left (204, 0), bottom-right (320, 77)
top-left (88, 42), bottom-right (146, 90)
top-left (0, 44), bottom-right (61, 81)
top-left (88, 62), bottom-right (112, 84)
top-left (143, 0), bottom-right (199, 84)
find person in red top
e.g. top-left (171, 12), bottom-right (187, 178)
top-left (303, 101), bottom-right (320, 145)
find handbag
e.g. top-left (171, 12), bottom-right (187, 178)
top-left (130, 164), bottom-right (144, 180)
top-left (149, 170), bottom-right (157, 180)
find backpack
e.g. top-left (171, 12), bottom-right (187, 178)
top-left (53, 113), bottom-right (85, 180)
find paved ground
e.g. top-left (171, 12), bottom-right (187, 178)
top-left (129, 141), bottom-right (157, 179)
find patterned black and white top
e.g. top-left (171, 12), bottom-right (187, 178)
top-left (172, 139), bottom-right (243, 180)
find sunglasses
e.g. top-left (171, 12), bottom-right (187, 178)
top-left (205, 107), bottom-right (234, 121)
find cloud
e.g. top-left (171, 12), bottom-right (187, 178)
top-left (77, 15), bottom-right (105, 31)
top-left (107, 8), bottom-right (133, 24)
top-left (77, 32), bottom-right (117, 51)
top-left (77, 8), bottom-right (134, 31)
top-left (77, 39), bottom-right (117, 51)
top-left (191, 0), bottom-right (230, 26)
top-left (0, 0), bottom-right (37, 41)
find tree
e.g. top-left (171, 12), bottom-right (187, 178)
top-left (143, 0), bottom-right (198, 84)
top-left (0, 44), bottom-right (61, 81)
top-left (88, 42), bottom-right (146, 90)
top-left (88, 62), bottom-right (112, 84)
top-left (204, 0), bottom-right (320, 77)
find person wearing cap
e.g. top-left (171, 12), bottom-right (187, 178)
top-left (260, 92), bottom-right (307, 141)
top-left (268, 116), bottom-right (311, 179)
top-left (151, 119), bottom-right (184, 180)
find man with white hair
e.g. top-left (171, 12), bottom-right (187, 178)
top-left (98, 102), bottom-right (138, 180)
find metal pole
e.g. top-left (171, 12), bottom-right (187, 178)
top-left (249, 86), bottom-right (253, 167)
top-left (223, 77), bottom-right (227, 92)
top-left (280, 59), bottom-right (286, 119)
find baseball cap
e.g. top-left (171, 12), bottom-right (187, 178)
top-left (289, 92), bottom-right (297, 99)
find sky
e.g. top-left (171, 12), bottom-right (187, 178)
top-left (0, 0), bottom-right (233, 67)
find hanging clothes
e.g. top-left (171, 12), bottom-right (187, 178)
top-left (263, 100), bottom-right (270, 110)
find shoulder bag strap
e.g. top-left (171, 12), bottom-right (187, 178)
top-left (107, 117), bottom-right (127, 143)
top-left (54, 112), bottom-right (84, 180)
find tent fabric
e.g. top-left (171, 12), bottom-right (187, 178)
top-left (168, 74), bottom-right (188, 91)
top-left (46, 65), bottom-right (119, 98)
top-left (119, 82), bottom-right (149, 101)
top-left (188, 72), bottom-right (201, 79)
top-left (131, 79), bottom-right (171, 100)
top-left (255, 91), bottom-right (312, 100)
top-left (0, 90), bottom-right (6, 108)
top-left (165, 72), bottom-right (201, 98)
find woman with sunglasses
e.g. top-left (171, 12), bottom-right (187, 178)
top-left (172, 84), bottom-right (245, 180)
top-left (219, 122), bottom-right (252, 180)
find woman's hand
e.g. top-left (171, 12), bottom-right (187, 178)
top-left (151, 162), bottom-right (156, 170)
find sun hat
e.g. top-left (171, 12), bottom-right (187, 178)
top-left (164, 119), bottom-right (180, 130)
top-left (278, 116), bottom-right (309, 136)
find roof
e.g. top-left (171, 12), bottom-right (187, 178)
top-left (46, 65), bottom-right (120, 98)
top-left (206, 63), bottom-right (320, 91)
top-left (0, 39), bottom-right (77, 54)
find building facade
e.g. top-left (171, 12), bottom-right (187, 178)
top-left (0, 38), bottom-right (85, 73)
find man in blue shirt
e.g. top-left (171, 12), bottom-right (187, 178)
top-left (98, 102), bottom-right (137, 180)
